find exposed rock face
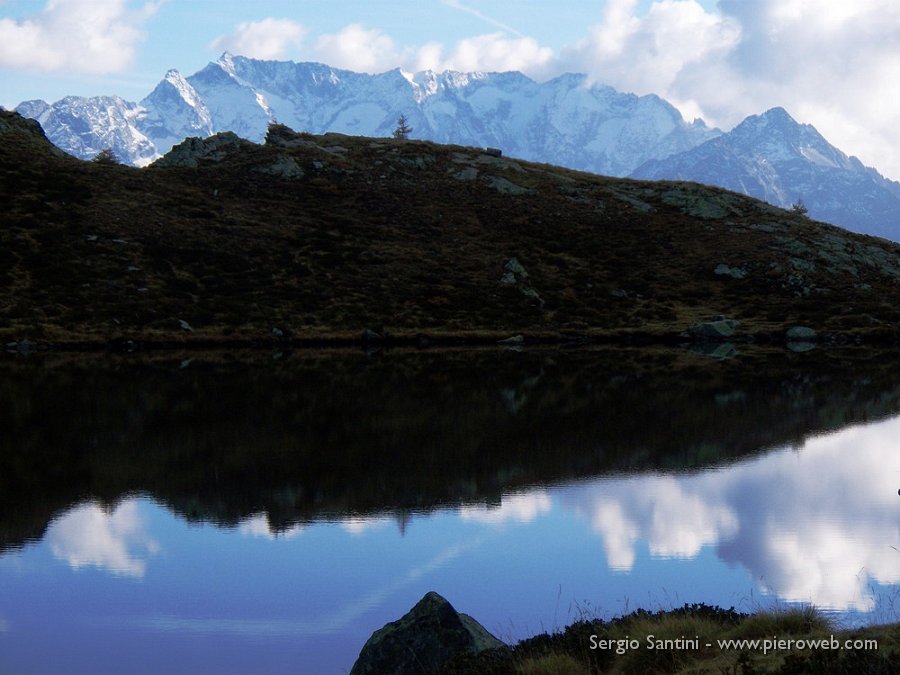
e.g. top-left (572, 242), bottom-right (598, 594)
top-left (153, 131), bottom-right (251, 167)
top-left (350, 592), bottom-right (505, 675)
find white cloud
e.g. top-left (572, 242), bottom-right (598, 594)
top-left (710, 0), bottom-right (900, 178)
top-left (210, 18), bottom-right (307, 61)
top-left (414, 33), bottom-right (555, 78)
top-left (541, 0), bottom-right (900, 180)
top-left (314, 23), bottom-right (403, 73)
top-left (563, 0), bottom-right (741, 100)
top-left (0, 0), bottom-right (158, 74)
top-left (46, 499), bottom-right (160, 578)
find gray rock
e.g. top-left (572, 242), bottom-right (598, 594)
top-left (484, 147), bottom-right (502, 157)
top-left (485, 175), bottom-right (532, 195)
top-left (786, 326), bottom-right (817, 341)
top-left (660, 187), bottom-right (733, 219)
top-left (350, 592), bottom-right (504, 675)
top-left (504, 257), bottom-right (528, 279)
top-left (154, 132), bottom-right (251, 168)
top-left (687, 318), bottom-right (738, 339)
top-left (451, 166), bottom-right (479, 181)
top-left (714, 263), bottom-right (747, 280)
top-left (254, 155), bottom-right (304, 179)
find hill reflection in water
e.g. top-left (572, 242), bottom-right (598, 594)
top-left (1, 346), bottom-right (899, 673)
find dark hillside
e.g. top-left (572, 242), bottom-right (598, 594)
top-left (3, 110), bottom-right (900, 345)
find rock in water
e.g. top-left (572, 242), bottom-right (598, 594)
top-left (350, 592), bottom-right (505, 674)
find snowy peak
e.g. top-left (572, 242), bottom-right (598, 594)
top-left (14, 54), bottom-right (900, 240)
top-left (15, 56), bottom-right (717, 177)
top-left (632, 107), bottom-right (900, 239)
top-left (15, 94), bottom-right (157, 165)
top-left (140, 69), bottom-right (213, 155)
top-left (725, 107), bottom-right (852, 170)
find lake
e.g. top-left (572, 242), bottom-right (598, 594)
top-left (1, 346), bottom-right (898, 673)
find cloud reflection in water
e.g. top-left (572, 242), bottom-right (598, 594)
top-left (46, 499), bottom-right (159, 578)
top-left (557, 416), bottom-right (900, 610)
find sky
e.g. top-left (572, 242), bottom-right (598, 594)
top-left (1, 0), bottom-right (899, 180)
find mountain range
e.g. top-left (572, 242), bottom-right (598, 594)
top-left (13, 53), bottom-right (900, 240)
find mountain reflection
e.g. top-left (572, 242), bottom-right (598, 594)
top-left (33, 410), bottom-right (898, 617)
top-left (6, 346), bottom-right (900, 554)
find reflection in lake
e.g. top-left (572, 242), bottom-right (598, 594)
top-left (46, 500), bottom-right (160, 577)
top-left (1, 348), bottom-right (899, 673)
top-left (557, 417), bottom-right (900, 611)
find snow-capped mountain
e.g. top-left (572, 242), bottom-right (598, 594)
top-left (631, 107), bottom-right (900, 239)
top-left (15, 52), bottom-right (718, 177)
top-left (14, 54), bottom-right (900, 239)
top-left (15, 95), bottom-right (158, 166)
top-left (139, 69), bottom-right (214, 155)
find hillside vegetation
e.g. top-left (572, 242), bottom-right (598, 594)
top-left (3, 110), bottom-right (900, 346)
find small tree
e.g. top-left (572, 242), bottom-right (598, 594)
top-left (93, 147), bottom-right (119, 165)
top-left (790, 199), bottom-right (809, 217)
top-left (392, 113), bottom-right (412, 140)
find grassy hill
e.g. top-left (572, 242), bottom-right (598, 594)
top-left (3, 110), bottom-right (900, 346)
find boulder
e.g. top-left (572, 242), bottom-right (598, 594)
top-left (154, 132), bottom-right (252, 168)
top-left (714, 263), bottom-right (748, 280)
top-left (503, 257), bottom-right (529, 279)
top-left (350, 592), bottom-right (505, 675)
top-left (786, 326), bottom-right (817, 341)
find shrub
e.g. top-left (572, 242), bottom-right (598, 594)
top-left (789, 200), bottom-right (809, 217)
top-left (93, 147), bottom-right (119, 165)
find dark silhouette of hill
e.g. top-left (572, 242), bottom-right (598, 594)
top-left (3, 110), bottom-right (900, 346)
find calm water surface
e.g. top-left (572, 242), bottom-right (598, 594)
top-left (1, 348), bottom-right (898, 673)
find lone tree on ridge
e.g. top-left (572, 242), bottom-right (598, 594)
top-left (392, 113), bottom-right (413, 140)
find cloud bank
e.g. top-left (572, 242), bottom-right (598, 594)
top-left (0, 0), bottom-right (158, 74)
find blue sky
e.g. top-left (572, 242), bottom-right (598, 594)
top-left (1, 0), bottom-right (898, 180)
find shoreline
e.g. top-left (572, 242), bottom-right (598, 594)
top-left (6, 326), bottom-right (900, 354)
